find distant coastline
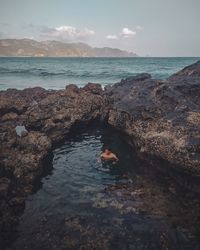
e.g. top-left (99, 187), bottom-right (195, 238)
top-left (0, 38), bottom-right (138, 57)
top-left (0, 56), bottom-right (199, 58)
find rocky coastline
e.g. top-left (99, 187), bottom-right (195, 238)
top-left (0, 60), bottom-right (200, 247)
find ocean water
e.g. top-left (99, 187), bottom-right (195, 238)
top-left (0, 57), bottom-right (199, 90)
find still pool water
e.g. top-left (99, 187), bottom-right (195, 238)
top-left (9, 125), bottom-right (200, 250)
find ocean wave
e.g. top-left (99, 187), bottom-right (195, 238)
top-left (0, 67), bottom-right (66, 76)
top-left (0, 67), bottom-right (136, 79)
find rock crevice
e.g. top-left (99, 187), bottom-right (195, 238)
top-left (0, 60), bottom-right (200, 246)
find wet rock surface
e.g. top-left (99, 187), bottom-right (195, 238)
top-left (0, 60), bottom-right (200, 248)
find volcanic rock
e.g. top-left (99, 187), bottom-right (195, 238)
top-left (106, 61), bottom-right (200, 174)
top-left (0, 60), bottom-right (200, 247)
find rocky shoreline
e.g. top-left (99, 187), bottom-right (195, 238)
top-left (0, 60), bottom-right (200, 247)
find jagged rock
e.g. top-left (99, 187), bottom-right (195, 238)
top-left (65, 84), bottom-right (79, 93)
top-left (25, 86), bottom-right (109, 142)
top-left (107, 61), bottom-right (200, 174)
top-left (169, 60), bottom-right (200, 79)
top-left (0, 61), bottom-right (200, 247)
top-left (82, 82), bottom-right (103, 95)
top-left (0, 62), bottom-right (200, 182)
top-left (0, 87), bottom-right (50, 116)
top-left (0, 82), bottom-right (110, 246)
top-left (1, 112), bottom-right (18, 122)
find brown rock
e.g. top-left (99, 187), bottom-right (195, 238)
top-left (82, 82), bottom-right (103, 95)
top-left (107, 62), bottom-right (200, 174)
top-left (65, 84), bottom-right (79, 93)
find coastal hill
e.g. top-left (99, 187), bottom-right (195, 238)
top-left (0, 38), bottom-right (138, 57)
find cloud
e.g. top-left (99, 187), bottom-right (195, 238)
top-left (40, 25), bottom-right (95, 42)
top-left (106, 35), bottom-right (118, 40)
top-left (106, 27), bottom-right (138, 41)
top-left (121, 28), bottom-right (136, 38)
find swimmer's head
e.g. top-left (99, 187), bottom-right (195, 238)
top-left (105, 149), bottom-right (111, 154)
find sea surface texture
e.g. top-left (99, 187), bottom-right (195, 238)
top-left (0, 57), bottom-right (199, 90)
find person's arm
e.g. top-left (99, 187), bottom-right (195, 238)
top-left (115, 156), bottom-right (119, 161)
top-left (111, 154), bottom-right (118, 165)
top-left (112, 154), bottom-right (119, 161)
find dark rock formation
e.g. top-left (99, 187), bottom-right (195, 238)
top-left (0, 60), bottom-right (200, 247)
top-left (107, 61), bottom-right (200, 175)
top-left (0, 84), bottom-right (109, 246)
top-left (169, 60), bottom-right (200, 79)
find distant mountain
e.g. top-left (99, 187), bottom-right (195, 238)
top-left (0, 39), bottom-right (138, 57)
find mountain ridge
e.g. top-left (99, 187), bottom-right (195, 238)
top-left (0, 38), bottom-right (138, 57)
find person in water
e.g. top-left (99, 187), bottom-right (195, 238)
top-left (100, 149), bottom-right (119, 162)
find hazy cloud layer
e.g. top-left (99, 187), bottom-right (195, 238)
top-left (40, 25), bottom-right (95, 42)
top-left (106, 27), bottom-right (138, 40)
top-left (121, 28), bottom-right (136, 38)
top-left (106, 35), bottom-right (118, 40)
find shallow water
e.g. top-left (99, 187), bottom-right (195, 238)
top-left (8, 125), bottom-right (200, 250)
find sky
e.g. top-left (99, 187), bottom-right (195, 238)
top-left (0, 0), bottom-right (199, 56)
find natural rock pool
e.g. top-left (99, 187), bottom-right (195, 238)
top-left (8, 124), bottom-right (200, 250)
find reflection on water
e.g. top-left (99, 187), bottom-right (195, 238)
top-left (9, 125), bottom-right (200, 250)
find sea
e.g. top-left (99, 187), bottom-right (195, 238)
top-left (0, 57), bottom-right (199, 90)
